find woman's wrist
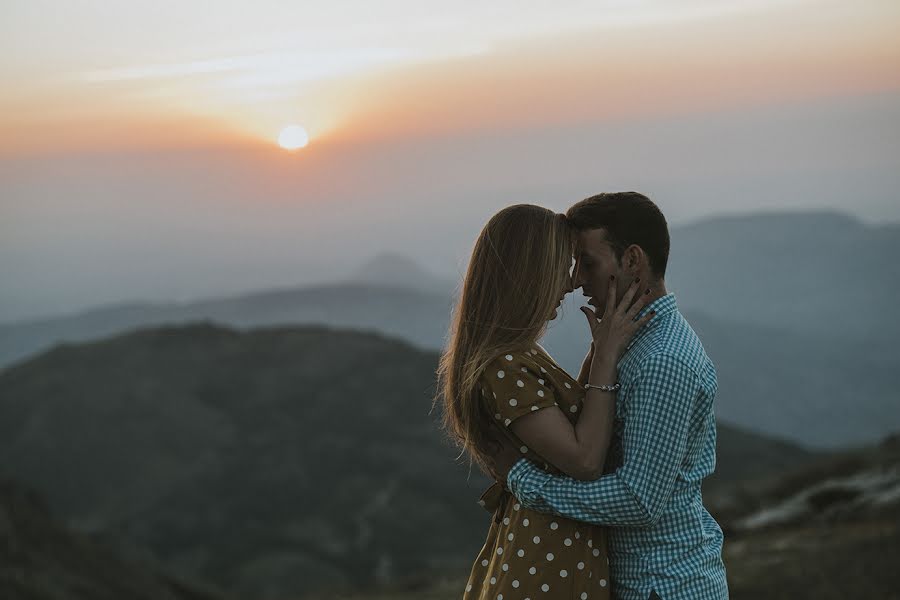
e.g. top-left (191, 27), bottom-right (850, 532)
top-left (589, 353), bottom-right (616, 372)
top-left (588, 366), bottom-right (616, 386)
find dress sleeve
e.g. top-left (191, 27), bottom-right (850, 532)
top-left (480, 352), bottom-right (559, 428)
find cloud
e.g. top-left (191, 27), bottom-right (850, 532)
top-left (78, 49), bottom-right (421, 85)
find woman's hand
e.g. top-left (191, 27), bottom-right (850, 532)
top-left (580, 277), bottom-right (655, 363)
top-left (576, 342), bottom-right (595, 385)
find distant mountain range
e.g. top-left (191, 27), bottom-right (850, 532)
top-left (0, 323), bottom-right (817, 598)
top-left (540, 304), bottom-right (899, 448)
top-left (1, 210), bottom-right (897, 448)
top-left (667, 211), bottom-right (899, 342)
top-left (0, 283), bottom-right (454, 369)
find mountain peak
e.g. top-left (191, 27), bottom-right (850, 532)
top-left (349, 253), bottom-right (449, 292)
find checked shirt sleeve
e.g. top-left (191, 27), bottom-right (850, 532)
top-left (507, 352), bottom-right (698, 527)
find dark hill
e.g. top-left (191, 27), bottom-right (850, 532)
top-left (0, 479), bottom-right (225, 600)
top-left (0, 323), bottom-right (815, 597)
top-left (0, 323), bottom-right (488, 598)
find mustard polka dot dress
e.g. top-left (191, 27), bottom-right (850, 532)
top-left (463, 348), bottom-right (612, 600)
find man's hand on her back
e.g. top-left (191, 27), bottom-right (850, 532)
top-left (484, 432), bottom-right (524, 483)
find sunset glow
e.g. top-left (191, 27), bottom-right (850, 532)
top-left (1, 0), bottom-right (898, 155)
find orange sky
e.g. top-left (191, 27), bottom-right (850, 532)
top-left (2, 0), bottom-right (899, 156)
top-left (335, 12), bottom-right (900, 143)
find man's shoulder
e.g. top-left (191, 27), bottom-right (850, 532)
top-left (623, 311), bottom-right (715, 381)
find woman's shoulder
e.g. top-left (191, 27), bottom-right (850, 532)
top-left (483, 348), bottom-right (542, 376)
top-left (480, 349), bottom-right (561, 400)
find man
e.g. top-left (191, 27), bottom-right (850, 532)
top-left (489, 192), bottom-right (728, 600)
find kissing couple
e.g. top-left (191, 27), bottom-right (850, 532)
top-left (438, 192), bottom-right (729, 600)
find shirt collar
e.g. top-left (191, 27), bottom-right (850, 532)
top-left (622, 293), bottom-right (677, 357)
top-left (637, 292), bottom-right (678, 320)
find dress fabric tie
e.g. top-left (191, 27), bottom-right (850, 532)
top-left (478, 481), bottom-right (511, 523)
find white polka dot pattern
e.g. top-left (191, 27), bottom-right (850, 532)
top-left (479, 352), bottom-right (580, 435)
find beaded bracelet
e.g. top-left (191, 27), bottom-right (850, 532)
top-left (584, 382), bottom-right (621, 392)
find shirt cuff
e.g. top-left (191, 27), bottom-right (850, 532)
top-left (506, 458), bottom-right (530, 494)
top-left (507, 458), bottom-right (555, 513)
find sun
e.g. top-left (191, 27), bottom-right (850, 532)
top-left (277, 125), bottom-right (309, 151)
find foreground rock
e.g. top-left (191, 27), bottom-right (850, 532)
top-left (0, 480), bottom-right (226, 600)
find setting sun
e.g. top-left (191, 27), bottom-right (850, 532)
top-left (277, 125), bottom-right (309, 150)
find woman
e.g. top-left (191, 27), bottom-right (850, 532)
top-left (437, 204), bottom-right (653, 599)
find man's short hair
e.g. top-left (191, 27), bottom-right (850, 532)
top-left (566, 191), bottom-right (670, 278)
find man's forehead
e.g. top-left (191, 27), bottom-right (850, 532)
top-left (576, 228), bottom-right (613, 256)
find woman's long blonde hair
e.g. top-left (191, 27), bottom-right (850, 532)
top-left (436, 204), bottom-right (573, 474)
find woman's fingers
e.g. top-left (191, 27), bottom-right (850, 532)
top-left (603, 276), bottom-right (617, 320)
top-left (616, 278), bottom-right (641, 316)
top-left (625, 286), bottom-right (653, 319)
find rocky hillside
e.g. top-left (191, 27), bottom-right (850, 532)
top-left (0, 323), bottom-right (816, 598)
top-left (717, 433), bottom-right (900, 599)
top-left (309, 434), bottom-right (900, 600)
top-left (0, 324), bottom-right (493, 598)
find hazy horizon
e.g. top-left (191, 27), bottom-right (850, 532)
top-left (1, 204), bottom-right (895, 325)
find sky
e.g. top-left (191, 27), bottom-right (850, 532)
top-left (2, 0), bottom-right (899, 322)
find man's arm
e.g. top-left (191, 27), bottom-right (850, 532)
top-left (507, 352), bottom-right (697, 527)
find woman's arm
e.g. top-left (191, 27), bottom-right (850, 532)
top-left (509, 278), bottom-right (653, 481)
top-left (510, 355), bottom-right (618, 480)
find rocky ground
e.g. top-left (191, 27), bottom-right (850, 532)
top-left (311, 435), bottom-right (900, 600)
top-left (0, 480), bottom-right (228, 600)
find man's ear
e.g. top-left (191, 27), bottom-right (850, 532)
top-left (622, 244), bottom-right (645, 274)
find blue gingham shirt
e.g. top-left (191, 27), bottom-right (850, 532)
top-left (507, 294), bottom-right (728, 600)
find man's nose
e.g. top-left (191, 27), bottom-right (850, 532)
top-left (571, 263), bottom-right (585, 290)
